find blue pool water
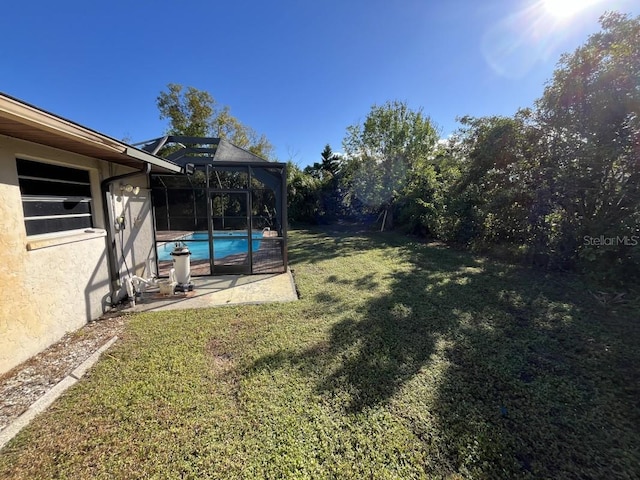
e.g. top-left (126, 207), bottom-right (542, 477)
top-left (158, 232), bottom-right (262, 261)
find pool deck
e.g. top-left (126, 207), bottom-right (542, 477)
top-left (156, 230), bottom-right (280, 241)
top-left (123, 270), bottom-right (298, 312)
top-left (155, 230), bottom-right (285, 276)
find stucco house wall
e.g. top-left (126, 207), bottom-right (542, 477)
top-left (0, 135), bottom-right (158, 375)
top-left (107, 170), bottom-right (158, 298)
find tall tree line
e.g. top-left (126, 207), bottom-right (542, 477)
top-left (288, 12), bottom-right (640, 284)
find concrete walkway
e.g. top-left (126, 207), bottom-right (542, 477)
top-left (125, 270), bottom-right (298, 312)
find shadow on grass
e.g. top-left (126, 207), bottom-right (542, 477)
top-left (287, 226), bottom-right (388, 266)
top-left (254, 227), bottom-right (640, 477)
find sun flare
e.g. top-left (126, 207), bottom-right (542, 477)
top-left (542, 0), bottom-right (601, 19)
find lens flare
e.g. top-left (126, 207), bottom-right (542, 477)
top-left (482, 0), bottom-right (607, 78)
top-left (542, 0), bottom-right (601, 19)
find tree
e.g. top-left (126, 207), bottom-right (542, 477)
top-left (157, 83), bottom-right (274, 159)
top-left (319, 144), bottom-right (340, 177)
top-left (342, 100), bottom-right (438, 230)
top-left (287, 162), bottom-right (322, 223)
top-left (299, 145), bottom-right (344, 221)
top-left (451, 113), bottom-right (544, 247)
top-left (535, 12), bottom-right (640, 278)
top-left (157, 84), bottom-right (215, 138)
top-left (304, 144), bottom-right (341, 180)
top-left (398, 138), bottom-right (462, 239)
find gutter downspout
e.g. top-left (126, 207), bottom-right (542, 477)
top-left (100, 163), bottom-right (151, 304)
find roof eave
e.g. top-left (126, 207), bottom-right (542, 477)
top-left (0, 93), bottom-right (182, 174)
top-left (124, 146), bottom-right (182, 173)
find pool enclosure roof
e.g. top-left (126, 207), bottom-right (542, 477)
top-left (138, 134), bottom-right (286, 199)
top-left (134, 135), bottom-right (277, 166)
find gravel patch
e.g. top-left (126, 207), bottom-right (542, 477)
top-left (0, 315), bottom-right (127, 433)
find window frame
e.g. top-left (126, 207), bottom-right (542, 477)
top-left (17, 158), bottom-right (96, 238)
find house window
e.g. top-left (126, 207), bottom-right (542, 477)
top-left (17, 159), bottom-right (94, 236)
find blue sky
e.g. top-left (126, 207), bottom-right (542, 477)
top-left (1, 0), bottom-right (637, 167)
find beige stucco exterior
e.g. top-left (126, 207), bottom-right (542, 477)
top-left (0, 134), bottom-right (158, 375)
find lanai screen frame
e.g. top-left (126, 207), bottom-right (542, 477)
top-left (142, 136), bottom-right (288, 276)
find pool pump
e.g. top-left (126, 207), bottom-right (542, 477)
top-left (170, 243), bottom-right (194, 292)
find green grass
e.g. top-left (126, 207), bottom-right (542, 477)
top-left (1, 227), bottom-right (639, 479)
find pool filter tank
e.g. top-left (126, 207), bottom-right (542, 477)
top-left (170, 244), bottom-right (194, 292)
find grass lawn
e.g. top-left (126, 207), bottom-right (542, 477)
top-left (1, 227), bottom-right (638, 479)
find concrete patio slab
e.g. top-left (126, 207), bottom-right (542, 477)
top-left (125, 270), bottom-right (298, 312)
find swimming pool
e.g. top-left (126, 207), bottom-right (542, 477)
top-left (157, 231), bottom-right (262, 261)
